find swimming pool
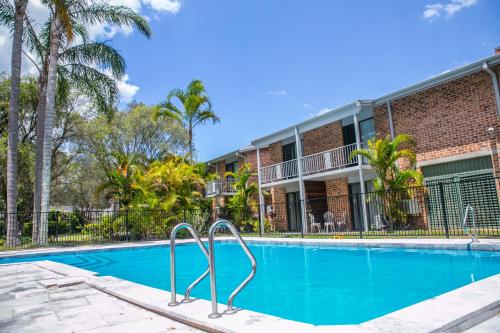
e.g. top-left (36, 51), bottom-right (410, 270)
top-left (1, 242), bottom-right (499, 325)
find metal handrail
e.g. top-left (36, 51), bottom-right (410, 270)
top-left (208, 219), bottom-right (257, 318)
top-left (462, 205), bottom-right (479, 243)
top-left (168, 223), bottom-right (210, 306)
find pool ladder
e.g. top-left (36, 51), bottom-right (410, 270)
top-left (168, 219), bottom-right (257, 318)
top-left (462, 205), bottom-right (479, 243)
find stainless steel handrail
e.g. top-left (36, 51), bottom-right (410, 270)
top-left (208, 219), bottom-right (257, 318)
top-left (462, 205), bottom-right (479, 243)
top-left (168, 223), bottom-right (210, 306)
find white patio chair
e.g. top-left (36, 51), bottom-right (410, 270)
top-left (323, 211), bottom-right (335, 233)
top-left (309, 213), bottom-right (321, 233)
top-left (373, 215), bottom-right (386, 231)
top-left (337, 213), bottom-right (348, 231)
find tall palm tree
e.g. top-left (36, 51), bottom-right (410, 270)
top-left (155, 79), bottom-right (219, 163)
top-left (0, 0), bottom-right (29, 246)
top-left (351, 134), bottom-right (423, 228)
top-left (36, 0), bottom-right (151, 244)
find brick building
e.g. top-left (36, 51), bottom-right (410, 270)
top-left (207, 51), bottom-right (500, 233)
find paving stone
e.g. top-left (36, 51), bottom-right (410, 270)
top-left (0, 263), bottom-right (203, 333)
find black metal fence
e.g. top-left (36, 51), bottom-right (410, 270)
top-left (1, 176), bottom-right (500, 250)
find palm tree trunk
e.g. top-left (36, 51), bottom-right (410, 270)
top-left (6, 0), bottom-right (28, 247)
top-left (32, 67), bottom-right (48, 243)
top-left (188, 123), bottom-right (193, 164)
top-left (38, 16), bottom-right (62, 245)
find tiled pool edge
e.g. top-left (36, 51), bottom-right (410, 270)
top-left (7, 259), bottom-right (499, 333)
top-left (1, 237), bottom-right (499, 260)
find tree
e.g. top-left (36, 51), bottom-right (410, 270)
top-left (352, 134), bottom-right (423, 228)
top-left (225, 163), bottom-right (258, 228)
top-left (154, 79), bottom-right (219, 163)
top-left (136, 156), bottom-right (205, 211)
top-left (32, 0), bottom-right (152, 244)
top-left (1, 0), bottom-right (29, 245)
top-left (96, 153), bottom-right (143, 209)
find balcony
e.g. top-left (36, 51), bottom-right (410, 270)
top-left (302, 143), bottom-right (357, 176)
top-left (260, 159), bottom-right (298, 184)
top-left (259, 144), bottom-right (361, 185)
top-left (205, 179), bottom-right (237, 197)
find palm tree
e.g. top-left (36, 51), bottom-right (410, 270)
top-left (28, 35), bottom-right (127, 242)
top-left (155, 79), bottom-right (219, 163)
top-left (136, 156), bottom-right (205, 211)
top-left (0, 0), bottom-right (29, 246)
top-left (225, 163), bottom-right (258, 225)
top-left (351, 134), bottom-right (423, 228)
top-left (96, 153), bottom-right (143, 209)
top-left (34, 0), bottom-right (151, 244)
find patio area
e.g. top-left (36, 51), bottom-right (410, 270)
top-left (0, 262), bottom-right (201, 333)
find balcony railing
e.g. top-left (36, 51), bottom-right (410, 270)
top-left (206, 179), bottom-right (237, 197)
top-left (259, 144), bottom-right (362, 185)
top-left (260, 159), bottom-right (298, 184)
top-left (301, 143), bottom-right (358, 176)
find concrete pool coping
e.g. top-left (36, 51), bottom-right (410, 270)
top-left (1, 237), bottom-right (500, 260)
top-left (0, 238), bottom-right (499, 332)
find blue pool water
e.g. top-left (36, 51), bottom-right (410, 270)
top-left (1, 242), bottom-right (499, 325)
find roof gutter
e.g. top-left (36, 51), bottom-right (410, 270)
top-left (483, 61), bottom-right (500, 117)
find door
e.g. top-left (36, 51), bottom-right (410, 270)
top-left (286, 192), bottom-right (302, 232)
top-left (282, 142), bottom-right (296, 162)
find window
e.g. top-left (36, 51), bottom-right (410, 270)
top-left (225, 162), bottom-right (237, 181)
top-left (359, 118), bottom-right (375, 147)
top-left (282, 142), bottom-right (297, 161)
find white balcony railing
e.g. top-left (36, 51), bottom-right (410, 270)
top-left (258, 144), bottom-right (362, 185)
top-left (260, 159), bottom-right (298, 184)
top-left (205, 179), bottom-right (237, 196)
top-left (301, 143), bottom-right (358, 176)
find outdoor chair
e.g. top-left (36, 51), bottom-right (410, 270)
top-left (309, 213), bottom-right (321, 233)
top-left (323, 211), bottom-right (335, 233)
top-left (337, 213), bottom-right (348, 231)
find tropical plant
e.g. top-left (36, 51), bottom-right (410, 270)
top-left (1, 0), bottom-right (29, 245)
top-left (154, 79), bottom-right (219, 162)
top-left (96, 153), bottom-right (143, 209)
top-left (351, 134), bottom-right (423, 229)
top-left (136, 156), bottom-right (205, 211)
top-left (225, 163), bottom-right (258, 229)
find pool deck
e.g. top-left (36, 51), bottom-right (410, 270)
top-left (0, 238), bottom-right (499, 332)
top-left (0, 262), bottom-right (201, 332)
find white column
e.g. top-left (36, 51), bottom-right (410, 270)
top-left (294, 126), bottom-right (308, 234)
top-left (354, 113), bottom-right (369, 232)
top-left (387, 101), bottom-right (395, 140)
top-left (256, 148), bottom-right (266, 234)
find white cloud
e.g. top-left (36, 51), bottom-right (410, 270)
top-left (143, 0), bottom-right (181, 13)
top-left (423, 0), bottom-right (478, 22)
top-left (116, 74), bottom-right (140, 103)
top-left (302, 103), bottom-right (312, 108)
top-left (266, 90), bottom-right (287, 96)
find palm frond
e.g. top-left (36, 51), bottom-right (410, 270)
top-left (78, 3), bottom-right (152, 39)
top-left (59, 41), bottom-right (126, 78)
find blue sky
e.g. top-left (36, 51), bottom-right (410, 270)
top-left (2, 0), bottom-right (499, 161)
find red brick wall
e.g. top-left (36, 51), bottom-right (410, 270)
top-left (325, 179), bottom-right (353, 230)
top-left (375, 65), bottom-right (500, 167)
top-left (303, 121), bottom-right (344, 155)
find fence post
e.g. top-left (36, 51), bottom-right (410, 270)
top-left (438, 182), bottom-right (450, 238)
top-left (124, 210), bottom-right (129, 242)
top-left (55, 211), bottom-right (59, 245)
